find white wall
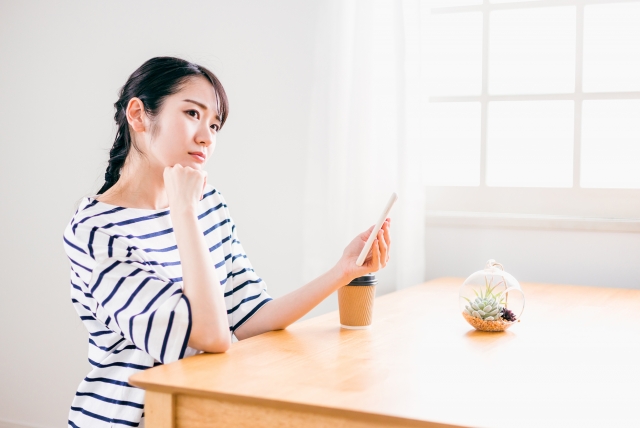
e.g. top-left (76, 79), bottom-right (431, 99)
top-left (0, 1), bottom-right (318, 426)
top-left (1, 1), bottom-right (638, 427)
top-left (425, 226), bottom-right (640, 289)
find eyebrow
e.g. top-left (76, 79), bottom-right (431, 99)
top-left (182, 99), bottom-right (221, 121)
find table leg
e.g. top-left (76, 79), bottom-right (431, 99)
top-left (145, 390), bottom-right (175, 428)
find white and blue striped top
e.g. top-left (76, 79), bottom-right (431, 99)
top-left (62, 185), bottom-right (272, 427)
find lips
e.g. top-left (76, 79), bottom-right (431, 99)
top-left (189, 152), bottom-right (206, 162)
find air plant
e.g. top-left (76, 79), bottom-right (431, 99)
top-left (462, 276), bottom-right (515, 322)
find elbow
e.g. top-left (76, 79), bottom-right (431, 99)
top-left (189, 330), bottom-right (231, 353)
top-left (207, 340), bottom-right (231, 354)
top-left (201, 334), bottom-right (231, 353)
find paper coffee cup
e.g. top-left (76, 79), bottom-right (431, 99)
top-left (338, 274), bottom-right (377, 329)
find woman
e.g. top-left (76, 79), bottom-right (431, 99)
top-left (62, 57), bottom-right (391, 427)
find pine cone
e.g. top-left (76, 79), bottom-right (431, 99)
top-left (501, 308), bottom-right (516, 322)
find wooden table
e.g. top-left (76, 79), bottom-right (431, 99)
top-left (129, 278), bottom-right (640, 428)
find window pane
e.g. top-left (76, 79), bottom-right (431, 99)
top-left (487, 101), bottom-right (574, 187)
top-left (424, 12), bottom-right (483, 96)
top-left (583, 3), bottom-right (640, 93)
top-left (489, 7), bottom-right (576, 94)
top-left (581, 100), bottom-right (640, 189)
top-left (425, 102), bottom-right (481, 186)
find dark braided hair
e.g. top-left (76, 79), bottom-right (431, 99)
top-left (97, 57), bottom-right (229, 194)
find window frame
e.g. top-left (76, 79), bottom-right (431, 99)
top-left (425, 0), bottom-right (640, 227)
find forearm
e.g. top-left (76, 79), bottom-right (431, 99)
top-left (234, 264), bottom-right (350, 340)
top-left (171, 207), bottom-right (230, 352)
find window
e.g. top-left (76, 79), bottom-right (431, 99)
top-left (422, 0), bottom-right (640, 223)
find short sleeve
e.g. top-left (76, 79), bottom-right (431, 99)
top-left (75, 225), bottom-right (192, 364)
top-left (222, 205), bottom-right (273, 333)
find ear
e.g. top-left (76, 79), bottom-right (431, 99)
top-left (126, 97), bottom-right (148, 133)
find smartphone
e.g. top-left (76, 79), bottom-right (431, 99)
top-left (355, 192), bottom-right (398, 267)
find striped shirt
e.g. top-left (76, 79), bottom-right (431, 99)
top-left (62, 186), bottom-right (272, 427)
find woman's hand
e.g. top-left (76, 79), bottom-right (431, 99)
top-left (336, 218), bottom-right (391, 283)
top-left (236, 218), bottom-right (391, 339)
top-left (163, 164), bottom-right (207, 213)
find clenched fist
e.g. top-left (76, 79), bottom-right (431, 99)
top-left (163, 164), bottom-right (207, 213)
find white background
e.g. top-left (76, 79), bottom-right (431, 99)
top-left (0, 1), bottom-right (638, 427)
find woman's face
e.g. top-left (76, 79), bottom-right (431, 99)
top-left (142, 76), bottom-right (222, 171)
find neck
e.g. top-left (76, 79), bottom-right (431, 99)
top-left (103, 158), bottom-right (169, 210)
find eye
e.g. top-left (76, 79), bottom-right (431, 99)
top-left (186, 110), bottom-right (200, 119)
top-left (210, 124), bottom-right (220, 132)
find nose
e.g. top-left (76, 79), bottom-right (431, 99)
top-left (196, 123), bottom-right (216, 149)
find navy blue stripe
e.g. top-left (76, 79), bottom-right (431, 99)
top-left (89, 330), bottom-right (112, 337)
top-left (227, 293), bottom-right (262, 314)
top-left (144, 310), bottom-right (156, 354)
top-left (70, 268), bottom-right (89, 287)
top-left (71, 282), bottom-right (92, 299)
top-left (80, 315), bottom-right (95, 321)
top-left (113, 344), bottom-right (138, 355)
top-left (136, 227), bottom-right (173, 240)
top-left (224, 279), bottom-right (262, 297)
top-left (198, 202), bottom-right (225, 220)
top-left (91, 260), bottom-right (122, 293)
top-left (69, 406), bottom-right (139, 426)
top-left (143, 260), bottom-right (181, 267)
top-left (75, 391), bottom-right (144, 409)
top-left (68, 419), bottom-right (81, 428)
top-left (107, 235), bottom-right (115, 258)
top-left (87, 226), bottom-right (98, 259)
top-left (102, 210), bottom-right (170, 229)
top-left (232, 253), bottom-right (248, 262)
top-left (63, 236), bottom-right (87, 255)
top-left (82, 376), bottom-right (135, 388)
top-left (231, 298), bottom-right (273, 332)
top-left (72, 298), bottom-right (95, 316)
top-left (203, 218), bottom-right (230, 236)
top-left (144, 244), bottom-right (177, 253)
top-left (179, 295), bottom-right (192, 359)
top-left (159, 310), bottom-right (176, 363)
top-left (209, 234), bottom-right (231, 252)
top-left (112, 277), bottom-right (155, 330)
top-left (89, 337), bottom-right (124, 352)
top-left (128, 281), bottom-right (174, 345)
top-left (101, 268), bottom-right (143, 307)
top-left (69, 257), bottom-right (91, 272)
top-left (88, 358), bottom-right (150, 371)
top-left (72, 205), bottom-right (126, 233)
top-left (202, 188), bottom-right (217, 199)
top-left (228, 267), bottom-right (254, 278)
top-left (216, 253), bottom-right (232, 269)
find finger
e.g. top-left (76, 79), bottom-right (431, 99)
top-left (360, 224), bottom-right (376, 240)
top-left (200, 173), bottom-right (207, 200)
top-left (378, 229), bottom-right (388, 267)
top-left (371, 238), bottom-right (381, 270)
top-left (382, 222), bottom-right (391, 260)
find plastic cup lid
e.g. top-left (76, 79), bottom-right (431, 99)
top-left (348, 274), bottom-right (378, 286)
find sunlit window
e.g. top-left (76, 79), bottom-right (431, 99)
top-left (424, 0), bottom-right (640, 193)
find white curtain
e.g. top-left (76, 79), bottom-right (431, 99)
top-left (302, 0), bottom-right (427, 293)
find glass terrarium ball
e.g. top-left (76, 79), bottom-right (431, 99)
top-left (459, 260), bottom-right (525, 332)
